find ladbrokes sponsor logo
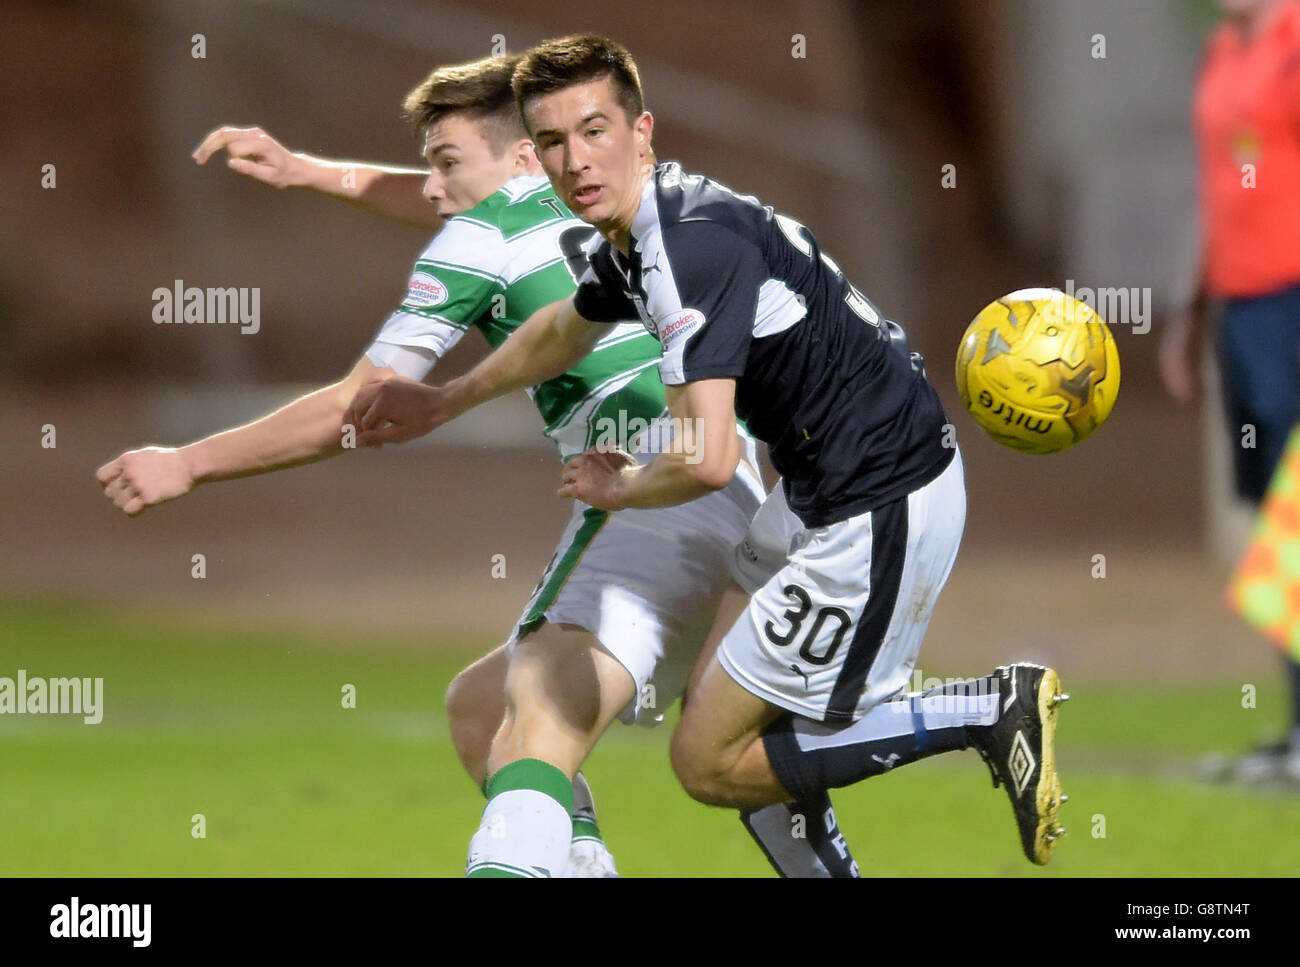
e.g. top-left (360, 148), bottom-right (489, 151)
top-left (404, 271), bottom-right (449, 309)
top-left (0, 669), bottom-right (103, 724)
top-left (50, 897), bottom-right (151, 947)
top-left (659, 308), bottom-right (705, 347)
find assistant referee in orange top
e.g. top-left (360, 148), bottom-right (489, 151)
top-left (1161, 0), bottom-right (1300, 783)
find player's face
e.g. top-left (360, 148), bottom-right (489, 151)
top-left (525, 77), bottom-right (653, 242)
top-left (421, 114), bottom-right (523, 217)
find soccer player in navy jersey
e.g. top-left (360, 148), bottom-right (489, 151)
top-left (349, 35), bottom-right (1070, 870)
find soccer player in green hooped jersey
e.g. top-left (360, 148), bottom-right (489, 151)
top-left (96, 54), bottom-right (862, 877)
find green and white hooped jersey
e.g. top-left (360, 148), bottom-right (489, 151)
top-left (367, 174), bottom-right (668, 460)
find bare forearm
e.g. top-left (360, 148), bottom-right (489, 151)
top-left (612, 453), bottom-right (727, 509)
top-left (453, 299), bottom-right (597, 411)
top-left (558, 379), bottom-right (742, 511)
top-left (613, 412), bottom-right (740, 509)
top-left (347, 302), bottom-right (599, 446)
top-left (292, 154), bottom-right (440, 229)
top-left (183, 382), bottom-right (353, 484)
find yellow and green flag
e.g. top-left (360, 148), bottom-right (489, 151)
top-left (1229, 424), bottom-right (1300, 660)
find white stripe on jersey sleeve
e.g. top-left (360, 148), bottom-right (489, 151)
top-left (369, 308), bottom-right (470, 360)
top-left (752, 278), bottom-right (807, 337)
top-left (642, 202), bottom-right (802, 382)
top-left (368, 215), bottom-right (507, 363)
top-left (631, 202), bottom-right (696, 384)
top-left (501, 222), bottom-right (575, 286)
top-left (409, 216), bottom-right (506, 279)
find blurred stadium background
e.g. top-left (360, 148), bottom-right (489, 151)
top-left (3, 0), bottom-right (1297, 876)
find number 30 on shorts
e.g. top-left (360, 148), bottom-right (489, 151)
top-left (763, 584), bottom-right (853, 666)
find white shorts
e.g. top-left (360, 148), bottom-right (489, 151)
top-left (508, 443), bottom-right (765, 728)
top-left (718, 447), bottom-right (966, 724)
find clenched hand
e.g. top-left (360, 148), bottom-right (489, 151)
top-left (344, 376), bottom-right (463, 447)
top-left (96, 447), bottom-right (196, 517)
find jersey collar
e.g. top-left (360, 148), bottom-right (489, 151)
top-left (501, 173), bottom-right (550, 198)
top-left (628, 166), bottom-right (662, 253)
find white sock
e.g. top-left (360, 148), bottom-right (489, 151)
top-left (466, 759), bottom-right (573, 878)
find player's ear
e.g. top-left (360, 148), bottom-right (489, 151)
top-left (634, 111), bottom-right (653, 157)
top-left (511, 138), bottom-right (536, 173)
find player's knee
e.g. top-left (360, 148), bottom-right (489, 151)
top-left (445, 669), bottom-right (500, 771)
top-left (444, 669), bottom-right (475, 732)
top-left (669, 729), bottom-right (732, 807)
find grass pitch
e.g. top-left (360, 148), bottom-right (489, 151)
top-left (2, 598), bottom-right (1297, 877)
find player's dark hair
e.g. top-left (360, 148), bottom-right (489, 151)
top-left (512, 34), bottom-right (645, 129)
top-left (403, 54), bottom-right (526, 156)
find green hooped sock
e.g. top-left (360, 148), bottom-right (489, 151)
top-left (481, 767), bottom-right (601, 844)
top-left (483, 758), bottom-right (575, 813)
top-left (466, 759), bottom-right (574, 878)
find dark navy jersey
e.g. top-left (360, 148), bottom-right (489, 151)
top-left (574, 161), bottom-right (954, 527)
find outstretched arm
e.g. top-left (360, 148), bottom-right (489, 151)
top-left (192, 125), bottom-right (441, 230)
top-left (96, 356), bottom-right (398, 517)
top-left (346, 296), bottom-right (604, 446)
